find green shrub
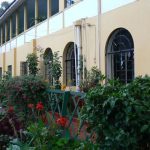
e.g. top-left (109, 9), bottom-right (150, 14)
top-left (26, 53), bottom-right (39, 76)
top-left (81, 76), bottom-right (150, 149)
top-left (80, 66), bottom-right (105, 92)
top-left (1, 75), bottom-right (48, 116)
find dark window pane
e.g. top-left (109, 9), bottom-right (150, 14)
top-left (43, 48), bottom-right (53, 84)
top-left (18, 4), bottom-right (24, 34)
top-left (2, 24), bottom-right (5, 44)
top-left (38, 0), bottom-right (47, 23)
top-left (51, 0), bottom-right (59, 16)
top-left (0, 67), bottom-right (2, 78)
top-left (12, 13), bottom-right (16, 38)
top-left (8, 65), bottom-right (12, 77)
top-left (27, 0), bottom-right (35, 29)
top-left (20, 62), bottom-right (28, 75)
top-left (66, 43), bottom-right (76, 86)
top-left (0, 28), bottom-right (1, 45)
top-left (6, 19), bottom-right (10, 41)
top-left (107, 29), bottom-right (134, 84)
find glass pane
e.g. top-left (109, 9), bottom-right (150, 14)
top-left (0, 26), bottom-right (2, 45)
top-left (2, 24), bottom-right (5, 44)
top-left (38, 0), bottom-right (47, 23)
top-left (27, 0), bottom-right (35, 29)
top-left (7, 19), bottom-right (10, 41)
top-left (12, 13), bottom-right (16, 38)
top-left (18, 4), bottom-right (24, 34)
top-left (0, 67), bottom-right (2, 78)
top-left (51, 0), bottom-right (59, 16)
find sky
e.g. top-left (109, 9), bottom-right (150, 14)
top-left (0, 0), bottom-right (14, 7)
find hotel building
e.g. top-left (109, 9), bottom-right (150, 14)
top-left (0, 0), bottom-right (149, 86)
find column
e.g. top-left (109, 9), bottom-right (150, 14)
top-left (59, 0), bottom-right (65, 12)
top-left (35, 0), bottom-right (38, 24)
top-left (10, 18), bottom-right (12, 39)
top-left (14, 48), bottom-right (17, 76)
top-left (3, 53), bottom-right (5, 73)
top-left (47, 0), bottom-right (51, 34)
top-left (74, 20), bottom-right (82, 91)
top-left (24, 4), bottom-right (27, 31)
top-left (0, 27), bottom-right (1, 45)
top-left (16, 12), bottom-right (19, 36)
top-left (32, 39), bottom-right (36, 53)
top-left (5, 23), bottom-right (7, 42)
top-left (47, 0), bottom-right (51, 18)
top-left (1, 27), bottom-right (2, 45)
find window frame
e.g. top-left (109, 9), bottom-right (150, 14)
top-left (106, 28), bottom-right (134, 84)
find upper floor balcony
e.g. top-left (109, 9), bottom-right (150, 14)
top-left (0, 0), bottom-right (136, 53)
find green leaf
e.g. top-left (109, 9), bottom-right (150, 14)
top-left (141, 125), bottom-right (149, 133)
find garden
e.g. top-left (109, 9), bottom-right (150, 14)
top-left (0, 53), bottom-right (149, 150)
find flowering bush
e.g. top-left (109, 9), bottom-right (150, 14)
top-left (36, 102), bottom-right (44, 111)
top-left (8, 106), bottom-right (14, 113)
top-left (0, 106), bottom-right (23, 149)
top-left (28, 103), bottom-right (34, 109)
top-left (56, 117), bottom-right (68, 127)
top-left (0, 75), bottom-right (48, 117)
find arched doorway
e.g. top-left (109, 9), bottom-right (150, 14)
top-left (106, 28), bottom-right (134, 83)
top-left (43, 48), bottom-right (53, 84)
top-left (63, 42), bottom-right (77, 86)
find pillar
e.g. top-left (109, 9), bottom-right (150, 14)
top-left (1, 27), bottom-right (3, 45)
top-left (47, 0), bottom-right (51, 34)
top-left (32, 39), bottom-right (36, 53)
top-left (47, 0), bottom-right (51, 18)
top-left (35, 0), bottom-right (38, 24)
top-left (3, 53), bottom-right (5, 73)
top-left (24, 4), bottom-right (27, 30)
top-left (14, 48), bottom-right (17, 76)
top-left (74, 20), bottom-right (82, 91)
top-left (10, 18), bottom-right (12, 40)
top-left (16, 12), bottom-right (19, 35)
top-left (59, 0), bottom-right (65, 12)
top-left (5, 23), bottom-right (7, 42)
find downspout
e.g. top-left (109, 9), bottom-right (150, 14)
top-left (74, 20), bottom-right (82, 92)
top-left (97, 0), bottom-right (101, 70)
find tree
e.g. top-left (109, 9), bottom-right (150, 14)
top-left (26, 53), bottom-right (39, 76)
top-left (0, 1), bottom-right (10, 16)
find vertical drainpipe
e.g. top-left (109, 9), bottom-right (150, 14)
top-left (35, 0), bottom-right (38, 39)
top-left (97, 0), bottom-right (101, 70)
top-left (74, 20), bottom-right (82, 92)
top-left (47, 0), bottom-right (51, 34)
top-left (16, 12), bottom-right (18, 48)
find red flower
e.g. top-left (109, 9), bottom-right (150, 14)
top-left (28, 103), bottom-right (34, 109)
top-left (8, 106), bottom-right (14, 113)
top-left (56, 117), bottom-right (67, 127)
top-left (36, 102), bottom-right (44, 111)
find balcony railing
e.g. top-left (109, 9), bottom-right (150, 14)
top-left (0, 0), bottom-right (136, 53)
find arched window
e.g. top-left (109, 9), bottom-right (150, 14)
top-left (64, 42), bottom-right (77, 86)
top-left (106, 28), bottom-right (134, 83)
top-left (43, 48), bottom-right (53, 84)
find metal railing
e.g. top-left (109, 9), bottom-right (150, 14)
top-left (47, 89), bottom-right (87, 139)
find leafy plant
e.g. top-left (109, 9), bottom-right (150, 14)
top-left (0, 75), bottom-right (48, 119)
top-left (51, 51), bottom-right (62, 88)
top-left (26, 53), bottom-right (39, 76)
top-left (0, 108), bottom-right (23, 149)
top-left (81, 76), bottom-right (150, 149)
top-left (80, 66), bottom-right (105, 92)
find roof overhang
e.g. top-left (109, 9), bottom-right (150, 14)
top-left (0, 0), bottom-right (25, 24)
